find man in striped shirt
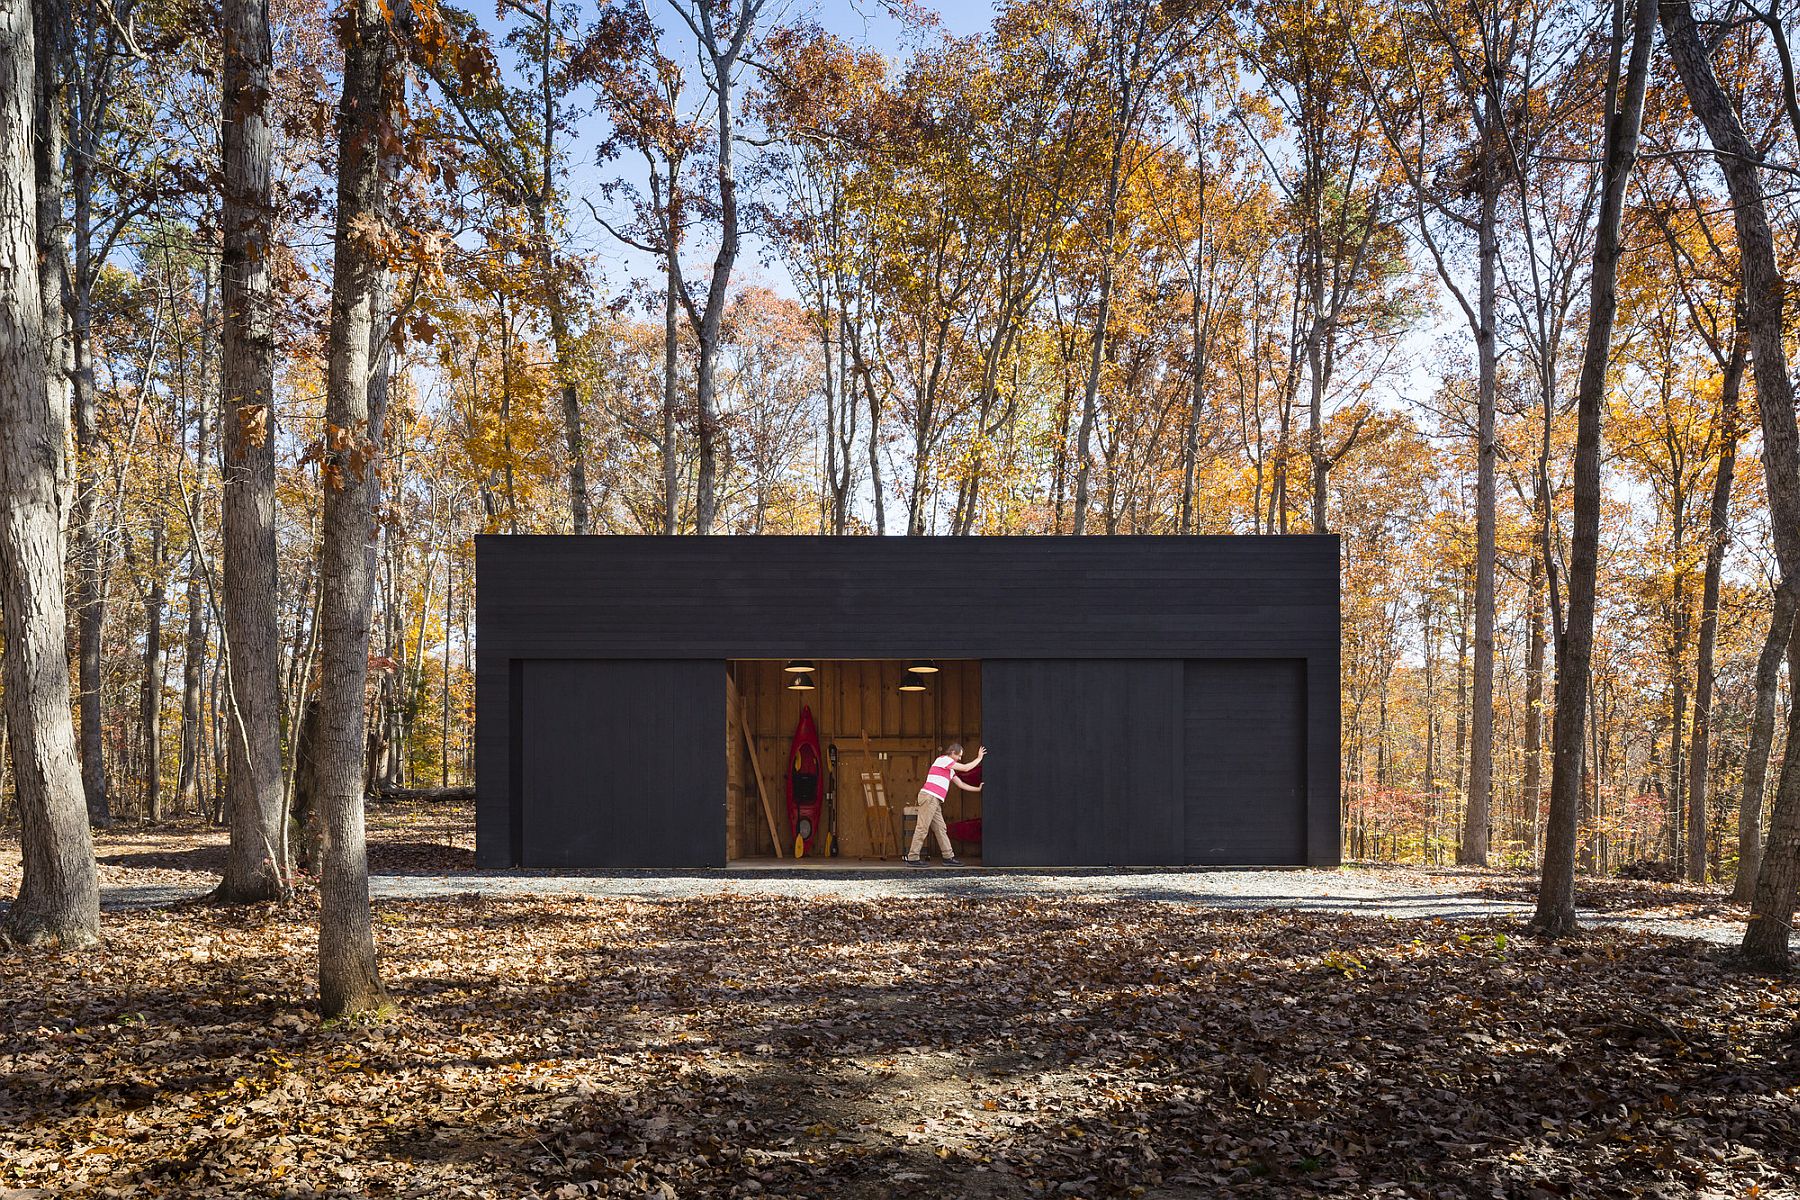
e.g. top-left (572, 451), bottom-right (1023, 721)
top-left (904, 742), bottom-right (985, 866)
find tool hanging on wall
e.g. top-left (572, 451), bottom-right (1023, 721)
top-left (825, 744), bottom-right (839, 857)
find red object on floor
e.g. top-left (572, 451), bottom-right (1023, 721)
top-left (786, 706), bottom-right (823, 856)
top-left (947, 818), bottom-right (982, 844)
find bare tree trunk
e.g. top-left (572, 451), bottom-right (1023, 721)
top-left (1179, 236), bottom-right (1207, 534)
top-left (861, 350), bottom-right (885, 534)
top-left (662, 163), bottom-right (680, 536)
top-left (215, 0), bottom-right (288, 902)
top-left (1686, 338), bottom-right (1743, 882)
top-left (178, 274), bottom-right (212, 815)
top-left (1662, 0), bottom-right (1800, 967)
top-left (140, 528), bottom-right (166, 820)
top-left (531, 213), bottom-right (590, 536)
top-left (1, 0), bottom-right (99, 947)
top-left (69, 96), bottom-right (107, 827)
top-left (1462, 150), bottom-right (1499, 866)
top-left (440, 556), bottom-right (451, 786)
top-left (1733, 586), bottom-right (1795, 904)
top-left (31, 0), bottom-right (67, 502)
top-left (1523, 542), bottom-right (1546, 861)
top-left (671, 0), bottom-right (765, 534)
top-left (1, 696), bottom-right (10, 813)
top-left (1667, 555), bottom-right (1686, 865)
top-left (1072, 125), bottom-right (1125, 538)
top-left (290, 695), bottom-right (321, 871)
top-left (1072, 262), bottom-right (1113, 536)
top-left (1535, 0), bottom-right (1653, 936)
top-left (315, 0), bottom-right (398, 1016)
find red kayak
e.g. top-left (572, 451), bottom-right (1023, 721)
top-left (786, 706), bottom-right (823, 857)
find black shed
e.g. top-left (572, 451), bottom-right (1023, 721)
top-left (474, 535), bottom-right (1341, 869)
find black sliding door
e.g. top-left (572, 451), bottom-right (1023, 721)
top-left (519, 659), bottom-right (724, 867)
top-left (1182, 659), bottom-right (1307, 864)
top-left (984, 658), bottom-right (1308, 866)
top-left (982, 660), bottom-right (1182, 866)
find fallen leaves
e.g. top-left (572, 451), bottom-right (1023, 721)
top-left (0, 888), bottom-right (1795, 1198)
top-left (2, 810), bottom-right (1797, 1196)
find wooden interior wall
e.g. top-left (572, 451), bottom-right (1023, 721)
top-left (727, 660), bottom-right (982, 859)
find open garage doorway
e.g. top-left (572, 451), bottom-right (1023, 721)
top-left (725, 660), bottom-right (982, 865)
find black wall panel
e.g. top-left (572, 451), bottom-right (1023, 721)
top-left (1183, 659), bottom-right (1307, 865)
top-left (519, 660), bottom-right (724, 867)
top-left (476, 536), bottom-right (1340, 868)
top-left (476, 536), bottom-right (1338, 660)
top-left (983, 661), bottom-right (1183, 867)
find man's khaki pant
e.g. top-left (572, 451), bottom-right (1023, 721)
top-left (908, 791), bottom-right (953, 859)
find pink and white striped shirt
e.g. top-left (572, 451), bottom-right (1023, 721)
top-left (921, 754), bottom-right (958, 801)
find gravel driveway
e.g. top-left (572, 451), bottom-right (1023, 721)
top-left (94, 865), bottom-right (1747, 945)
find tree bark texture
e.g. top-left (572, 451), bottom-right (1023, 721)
top-left (30, 0), bottom-right (68, 498)
top-left (0, 0), bottom-right (100, 948)
top-left (215, 0), bottom-right (289, 902)
top-left (1732, 586), bottom-right (1796, 905)
top-left (1535, 0), bottom-right (1654, 936)
top-left (1523, 543), bottom-right (1546, 859)
top-left (314, 0), bottom-right (398, 1016)
top-left (1661, 0), bottom-right (1800, 967)
top-left (1462, 143), bottom-right (1499, 866)
top-left (139, 532), bottom-right (166, 820)
top-left (1685, 337), bottom-right (1742, 882)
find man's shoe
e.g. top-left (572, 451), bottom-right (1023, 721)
top-left (939, 857), bottom-right (964, 867)
top-left (903, 857), bottom-right (928, 868)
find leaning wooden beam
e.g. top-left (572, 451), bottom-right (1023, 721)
top-left (734, 685), bottom-right (784, 857)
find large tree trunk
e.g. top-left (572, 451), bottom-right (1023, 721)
top-left (1661, 0), bottom-right (1800, 967)
top-left (1732, 586), bottom-right (1795, 904)
top-left (215, 0), bottom-right (288, 903)
top-left (1462, 149), bottom-right (1499, 866)
top-left (1686, 338), bottom-right (1743, 882)
top-left (1534, 0), bottom-right (1654, 936)
top-left (0, 0), bottom-right (99, 948)
top-left (315, 0), bottom-right (398, 1017)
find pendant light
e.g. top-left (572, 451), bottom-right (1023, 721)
top-left (906, 659), bottom-right (940, 674)
top-left (784, 659), bottom-right (816, 674)
top-left (786, 671), bottom-right (816, 691)
top-left (897, 673), bottom-right (928, 693)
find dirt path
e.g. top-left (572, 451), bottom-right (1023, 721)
top-left (0, 803), bottom-right (1752, 947)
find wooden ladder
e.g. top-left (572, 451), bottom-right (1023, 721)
top-left (855, 729), bottom-right (899, 859)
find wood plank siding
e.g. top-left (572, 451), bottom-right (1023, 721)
top-left (476, 535), bottom-right (1340, 868)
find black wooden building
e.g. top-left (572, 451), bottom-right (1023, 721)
top-left (475, 535), bottom-right (1340, 869)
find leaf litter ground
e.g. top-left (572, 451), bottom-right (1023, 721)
top-left (2, 813), bottom-right (1797, 1198)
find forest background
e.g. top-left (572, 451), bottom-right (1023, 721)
top-left (5, 0), bottom-right (1800, 907)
